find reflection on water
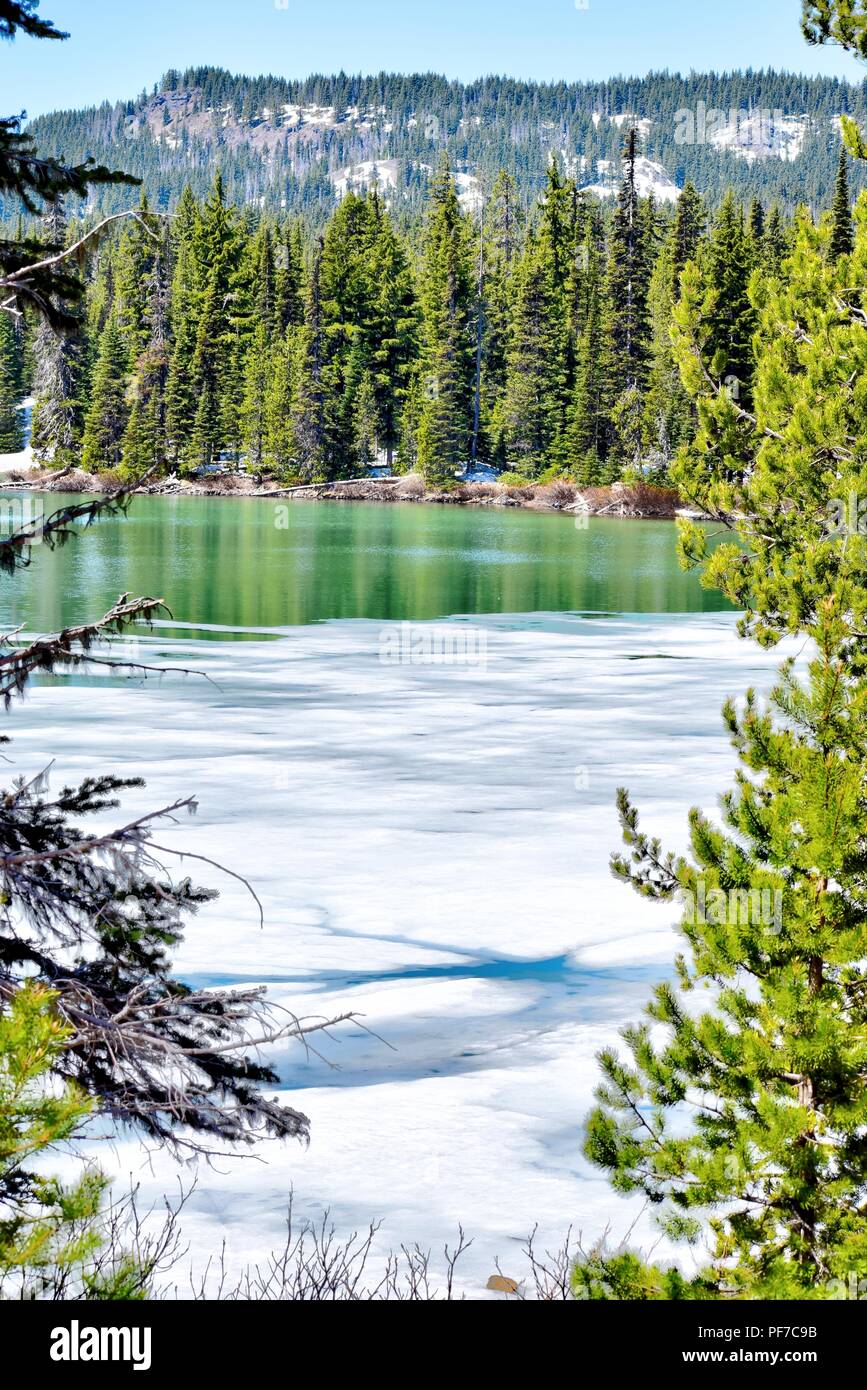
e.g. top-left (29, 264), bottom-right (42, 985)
top-left (0, 493), bottom-right (732, 632)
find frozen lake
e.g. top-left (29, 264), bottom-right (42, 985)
top-left (0, 490), bottom-right (795, 1292)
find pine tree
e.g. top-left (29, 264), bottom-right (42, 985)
top-left (231, 220), bottom-right (278, 463)
top-left (468, 202), bottom-right (485, 465)
top-left (692, 190), bottom-right (756, 406)
top-left (318, 193), bottom-right (380, 474)
top-left (536, 157), bottom-right (577, 445)
top-left (761, 203), bottom-right (789, 270)
top-left (829, 144), bottom-right (854, 259)
top-left (121, 339), bottom-right (168, 477)
top-left (567, 243), bottom-right (616, 477)
top-left (250, 220), bottom-right (277, 340)
top-left (266, 245), bottom-right (328, 481)
top-left (0, 311), bottom-right (22, 453)
top-left (416, 161), bottom-right (474, 487)
top-left (80, 244), bottom-right (118, 418)
top-left (81, 314), bottom-right (129, 471)
top-left (607, 128), bottom-right (653, 396)
top-left (480, 171), bottom-right (523, 461)
top-left (31, 197), bottom-right (83, 465)
top-left (366, 202), bottom-right (420, 467)
top-left (286, 322), bottom-right (327, 479)
top-left (239, 319), bottom-right (271, 470)
top-left (0, 983), bottom-right (138, 1299)
top-left (747, 194), bottom-right (766, 250)
top-left (642, 193), bottom-right (698, 466)
top-left (584, 627), bottom-right (867, 1298)
top-left (119, 395), bottom-right (151, 477)
top-left (115, 192), bottom-right (158, 358)
top-left (164, 184), bottom-right (201, 468)
top-left (264, 326), bottom-right (297, 475)
top-left (289, 239), bottom-right (328, 479)
top-left (670, 181), bottom-right (706, 280)
top-left (497, 231), bottom-right (566, 476)
top-left (120, 216), bottom-right (171, 478)
top-left (275, 221), bottom-right (305, 333)
top-left (188, 171), bottom-right (241, 466)
top-left (583, 166), bottom-right (867, 1303)
top-left (673, 202), bottom-right (867, 654)
top-left (353, 369), bottom-right (379, 466)
top-left (538, 156), bottom-right (574, 306)
top-left (396, 370), bottom-right (423, 474)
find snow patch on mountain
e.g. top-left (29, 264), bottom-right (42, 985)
top-left (453, 170), bottom-right (484, 214)
top-left (581, 154), bottom-right (680, 203)
top-left (709, 112), bottom-right (808, 163)
top-left (334, 159), bottom-right (400, 199)
top-left (334, 160), bottom-right (482, 213)
top-left (610, 113), bottom-right (653, 140)
top-left (281, 103), bottom-right (337, 130)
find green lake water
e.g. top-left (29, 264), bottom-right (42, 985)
top-left (0, 491), bottom-right (754, 1278)
top-left (0, 494), bottom-right (731, 630)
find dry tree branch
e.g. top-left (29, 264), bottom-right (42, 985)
top-left (0, 211), bottom-right (163, 320)
top-left (1, 212), bottom-right (161, 289)
top-left (0, 466), bottom-right (158, 572)
top-left (0, 796), bottom-right (198, 868)
top-left (141, 841), bottom-right (265, 929)
top-left (0, 592), bottom-right (221, 704)
top-left (49, 978), bottom-right (357, 1063)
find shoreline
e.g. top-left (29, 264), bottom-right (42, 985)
top-left (0, 467), bottom-right (702, 521)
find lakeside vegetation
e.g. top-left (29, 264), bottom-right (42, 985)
top-left (0, 135), bottom-right (855, 495)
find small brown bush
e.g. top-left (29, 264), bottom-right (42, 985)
top-left (626, 483), bottom-right (681, 511)
top-left (537, 480), bottom-right (577, 508)
top-left (93, 468), bottom-right (127, 491)
top-left (396, 473), bottom-right (426, 499)
top-left (579, 483), bottom-right (681, 516)
top-left (208, 472), bottom-right (248, 493)
top-left (48, 469), bottom-right (93, 493)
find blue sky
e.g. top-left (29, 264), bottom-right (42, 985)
top-left (3, 0), bottom-right (866, 118)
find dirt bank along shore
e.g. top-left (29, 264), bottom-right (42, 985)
top-left (0, 467), bottom-right (696, 520)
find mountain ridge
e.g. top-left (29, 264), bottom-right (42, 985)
top-left (14, 65), bottom-right (867, 224)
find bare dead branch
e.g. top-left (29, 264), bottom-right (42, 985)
top-left (0, 592), bottom-right (169, 704)
top-left (0, 468), bottom-right (158, 572)
top-left (1, 211), bottom-right (161, 297)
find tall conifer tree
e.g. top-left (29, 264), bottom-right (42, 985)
top-left (417, 161), bottom-right (474, 486)
top-left (830, 143), bottom-right (855, 258)
top-left (0, 312), bottom-right (22, 453)
top-left (607, 128), bottom-right (653, 396)
top-left (31, 197), bottom-right (82, 464)
top-left (81, 314), bottom-right (129, 470)
top-left (498, 231), bottom-right (566, 476)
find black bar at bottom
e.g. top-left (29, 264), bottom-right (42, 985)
top-left (0, 1296), bottom-right (860, 1378)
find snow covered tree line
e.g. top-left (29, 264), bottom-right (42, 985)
top-left (9, 134), bottom-right (850, 490)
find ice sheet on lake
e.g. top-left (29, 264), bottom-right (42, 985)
top-left (10, 612), bottom-right (797, 1292)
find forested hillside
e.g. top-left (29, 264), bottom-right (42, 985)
top-left (5, 128), bottom-right (853, 488)
top-left (14, 66), bottom-right (867, 226)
